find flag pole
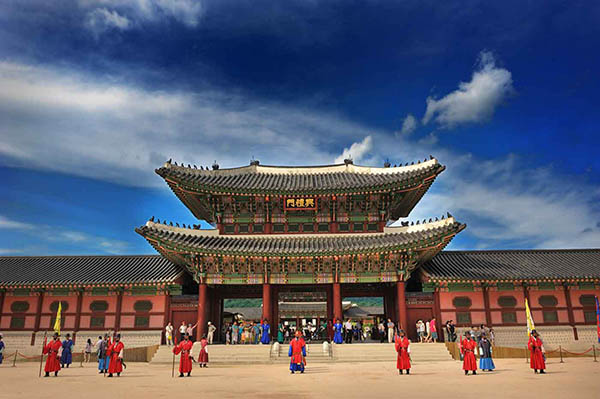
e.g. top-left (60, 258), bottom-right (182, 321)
top-left (38, 331), bottom-right (47, 377)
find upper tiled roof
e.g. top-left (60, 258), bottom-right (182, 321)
top-left (156, 158), bottom-right (445, 195)
top-left (422, 249), bottom-right (600, 281)
top-left (0, 255), bottom-right (183, 288)
top-left (135, 217), bottom-right (465, 257)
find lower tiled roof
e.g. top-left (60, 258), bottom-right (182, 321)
top-left (0, 255), bottom-right (183, 288)
top-left (422, 249), bottom-right (600, 281)
top-left (136, 218), bottom-right (465, 257)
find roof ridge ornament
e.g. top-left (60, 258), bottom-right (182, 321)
top-left (344, 157), bottom-right (353, 165)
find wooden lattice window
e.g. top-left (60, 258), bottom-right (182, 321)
top-left (134, 300), bottom-right (153, 312)
top-left (90, 300), bottom-right (109, 312)
top-left (452, 296), bottom-right (472, 308)
top-left (10, 316), bottom-right (25, 329)
top-left (50, 301), bottom-right (70, 312)
top-left (538, 295), bottom-right (558, 307)
top-left (501, 312), bottom-right (517, 323)
top-left (542, 310), bottom-right (558, 323)
top-left (318, 223), bottom-right (329, 232)
top-left (135, 316), bottom-right (150, 327)
top-left (90, 316), bottom-right (105, 327)
top-left (498, 296), bottom-right (517, 308)
top-left (456, 312), bottom-right (471, 324)
top-left (579, 295), bottom-right (596, 306)
top-left (10, 301), bottom-right (30, 312)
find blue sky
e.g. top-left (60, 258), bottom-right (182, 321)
top-left (0, 0), bottom-right (599, 255)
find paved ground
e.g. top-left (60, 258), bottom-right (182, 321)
top-left (1, 358), bottom-right (599, 399)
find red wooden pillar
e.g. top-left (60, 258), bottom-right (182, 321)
top-left (483, 284), bottom-right (492, 327)
top-left (271, 286), bottom-right (279, 336)
top-left (262, 283), bottom-right (271, 322)
top-left (115, 289), bottom-right (123, 331)
top-left (74, 289), bottom-right (83, 344)
top-left (333, 283), bottom-right (343, 321)
top-left (197, 283), bottom-right (208, 340)
top-left (396, 281), bottom-right (407, 331)
top-left (32, 290), bottom-right (44, 345)
top-left (433, 288), bottom-right (444, 342)
top-left (326, 284), bottom-right (333, 322)
top-left (563, 283), bottom-right (578, 340)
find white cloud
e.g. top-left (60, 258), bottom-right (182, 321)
top-left (0, 61), bottom-right (365, 187)
top-left (1, 61), bottom-right (598, 251)
top-left (422, 51), bottom-right (514, 128)
top-left (334, 135), bottom-right (373, 164)
top-left (0, 214), bottom-right (130, 254)
top-left (83, 0), bottom-right (203, 34)
top-left (0, 248), bottom-right (24, 255)
top-left (397, 114), bottom-right (417, 136)
top-left (86, 8), bottom-right (131, 36)
top-left (0, 215), bottom-right (35, 230)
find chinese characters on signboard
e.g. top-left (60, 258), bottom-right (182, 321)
top-left (284, 197), bottom-right (317, 210)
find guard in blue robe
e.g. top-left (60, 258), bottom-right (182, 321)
top-left (288, 332), bottom-right (306, 373)
top-left (260, 320), bottom-right (271, 344)
top-left (61, 334), bottom-right (74, 367)
top-left (333, 319), bottom-right (344, 344)
top-left (97, 335), bottom-right (110, 373)
top-left (478, 334), bottom-right (495, 371)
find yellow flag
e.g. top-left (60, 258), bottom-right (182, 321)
top-left (53, 302), bottom-right (62, 335)
top-left (525, 298), bottom-right (535, 337)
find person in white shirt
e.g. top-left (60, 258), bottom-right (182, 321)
top-left (165, 322), bottom-right (174, 346)
top-left (207, 321), bottom-right (217, 344)
top-left (344, 319), bottom-right (353, 344)
top-left (179, 321), bottom-right (187, 342)
top-left (425, 320), bottom-right (431, 342)
top-left (387, 319), bottom-right (395, 343)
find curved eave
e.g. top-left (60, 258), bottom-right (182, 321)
top-left (135, 218), bottom-right (465, 259)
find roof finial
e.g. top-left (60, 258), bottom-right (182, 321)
top-left (344, 156), bottom-right (353, 165)
top-left (212, 160), bottom-right (219, 170)
top-left (384, 159), bottom-right (391, 168)
top-left (250, 157), bottom-right (260, 166)
top-left (149, 216), bottom-right (154, 222)
top-left (447, 212), bottom-right (453, 218)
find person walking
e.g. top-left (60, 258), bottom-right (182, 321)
top-left (333, 319), bottom-right (343, 344)
top-left (198, 335), bottom-right (209, 368)
top-left (478, 333), bottom-right (495, 371)
top-left (386, 319), bottom-right (395, 343)
top-left (378, 321), bottom-right (386, 343)
top-left (418, 320), bottom-right (426, 342)
top-left (43, 332), bottom-right (63, 377)
top-left (173, 333), bottom-right (193, 377)
top-left (186, 322), bottom-right (198, 342)
top-left (60, 333), bottom-right (73, 368)
top-left (178, 321), bottom-right (187, 342)
top-left (288, 331), bottom-right (306, 374)
top-left (528, 330), bottom-right (546, 374)
top-left (430, 317), bottom-right (438, 343)
top-left (394, 329), bottom-right (411, 375)
top-left (425, 320), bottom-right (431, 343)
top-left (344, 319), bottom-right (353, 344)
top-left (232, 322), bottom-right (239, 344)
top-left (461, 332), bottom-right (477, 375)
top-left (165, 322), bottom-right (174, 346)
top-left (84, 338), bottom-right (93, 363)
top-left (207, 321), bottom-right (216, 344)
top-left (260, 319), bottom-right (271, 344)
top-left (107, 334), bottom-right (124, 378)
top-left (277, 321), bottom-right (285, 344)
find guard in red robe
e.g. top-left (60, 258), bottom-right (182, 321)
top-left (43, 333), bottom-right (62, 377)
top-left (173, 333), bottom-right (194, 377)
top-left (288, 331), bottom-right (306, 374)
top-left (461, 333), bottom-right (477, 375)
top-left (528, 330), bottom-right (546, 374)
top-left (198, 335), bottom-right (209, 367)
top-left (107, 334), bottom-right (125, 377)
top-left (394, 329), bottom-right (411, 374)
